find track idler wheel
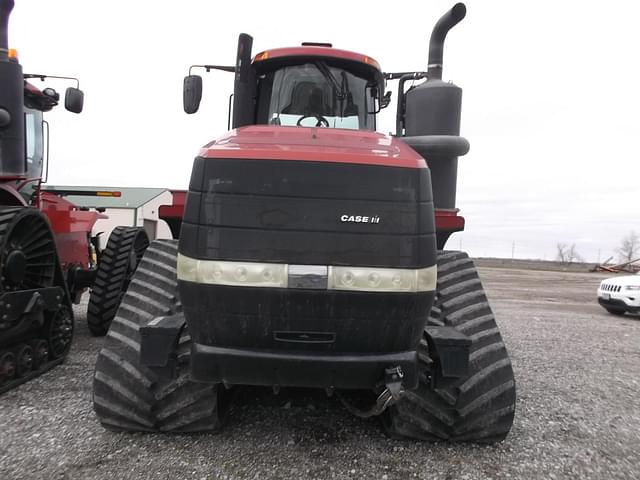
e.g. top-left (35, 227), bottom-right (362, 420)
top-left (15, 344), bottom-right (34, 377)
top-left (0, 352), bottom-right (16, 385)
top-left (48, 307), bottom-right (74, 359)
top-left (30, 340), bottom-right (50, 369)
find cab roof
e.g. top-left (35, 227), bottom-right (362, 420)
top-left (253, 45), bottom-right (381, 73)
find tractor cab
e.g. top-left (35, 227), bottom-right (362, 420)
top-left (18, 81), bottom-right (83, 202)
top-left (23, 82), bottom-right (59, 184)
top-left (183, 39), bottom-right (386, 132)
top-left (251, 45), bottom-right (384, 131)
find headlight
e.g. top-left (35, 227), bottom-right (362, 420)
top-left (177, 254), bottom-right (437, 292)
top-left (177, 254), bottom-right (288, 288)
top-left (328, 265), bottom-right (436, 292)
top-left (625, 285), bottom-right (640, 291)
top-left (329, 266), bottom-right (416, 292)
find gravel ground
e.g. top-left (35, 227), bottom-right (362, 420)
top-left (0, 267), bottom-right (639, 480)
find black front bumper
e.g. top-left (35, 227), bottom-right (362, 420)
top-left (139, 314), bottom-right (474, 392)
top-left (178, 282), bottom-right (432, 390)
top-left (190, 343), bottom-right (419, 390)
top-left (598, 297), bottom-right (640, 313)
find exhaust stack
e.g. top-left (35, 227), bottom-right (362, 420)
top-left (427, 3), bottom-right (466, 81)
top-left (0, 0), bottom-right (26, 177)
top-left (0, 0), bottom-right (14, 57)
top-left (232, 33), bottom-right (256, 129)
top-left (401, 3), bottom-right (468, 224)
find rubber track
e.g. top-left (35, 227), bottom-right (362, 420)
top-left (0, 355), bottom-right (64, 395)
top-left (0, 207), bottom-right (74, 394)
top-left (87, 227), bottom-right (149, 337)
top-left (385, 251), bottom-right (516, 443)
top-left (92, 240), bottom-right (221, 432)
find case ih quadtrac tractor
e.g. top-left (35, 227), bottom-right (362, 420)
top-left (93, 3), bottom-right (516, 442)
top-left (0, 0), bottom-right (147, 393)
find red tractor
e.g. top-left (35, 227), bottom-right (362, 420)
top-left (94, 4), bottom-right (516, 442)
top-left (0, 0), bottom-right (147, 392)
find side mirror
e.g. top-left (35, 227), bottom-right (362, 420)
top-left (183, 75), bottom-right (203, 114)
top-left (380, 91), bottom-right (392, 109)
top-left (64, 87), bottom-right (84, 113)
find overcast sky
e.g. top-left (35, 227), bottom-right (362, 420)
top-left (10, 0), bottom-right (640, 261)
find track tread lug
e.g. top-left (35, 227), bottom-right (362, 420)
top-left (92, 240), bottom-right (221, 433)
top-left (385, 250), bottom-right (516, 443)
top-left (87, 226), bottom-right (149, 336)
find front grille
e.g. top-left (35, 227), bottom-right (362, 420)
top-left (601, 283), bottom-right (621, 292)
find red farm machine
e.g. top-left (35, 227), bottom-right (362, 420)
top-left (93, 3), bottom-right (517, 442)
top-left (0, 0), bottom-right (147, 393)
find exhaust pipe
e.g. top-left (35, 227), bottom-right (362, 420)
top-left (0, 0), bottom-right (14, 58)
top-left (401, 3), bottom-right (468, 227)
top-left (0, 0), bottom-right (26, 177)
top-left (427, 2), bottom-right (466, 80)
top-left (232, 33), bottom-right (256, 129)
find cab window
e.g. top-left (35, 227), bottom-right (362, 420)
top-left (25, 109), bottom-right (44, 179)
top-left (256, 62), bottom-right (377, 130)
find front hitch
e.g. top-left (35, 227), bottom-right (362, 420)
top-left (337, 366), bottom-right (407, 418)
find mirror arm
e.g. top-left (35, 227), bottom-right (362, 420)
top-left (383, 71), bottom-right (428, 81)
top-left (24, 73), bottom-right (80, 89)
top-left (189, 64), bottom-right (235, 76)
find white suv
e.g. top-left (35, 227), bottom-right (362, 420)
top-left (597, 272), bottom-right (640, 316)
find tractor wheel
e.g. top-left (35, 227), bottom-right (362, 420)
top-left (384, 251), bottom-right (516, 443)
top-left (92, 240), bottom-right (222, 432)
top-left (87, 226), bottom-right (149, 336)
top-left (605, 307), bottom-right (625, 316)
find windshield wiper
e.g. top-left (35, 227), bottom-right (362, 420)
top-left (314, 61), bottom-right (344, 100)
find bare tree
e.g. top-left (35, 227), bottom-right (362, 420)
top-left (556, 242), bottom-right (584, 265)
top-left (556, 243), bottom-right (568, 263)
top-left (617, 231), bottom-right (640, 263)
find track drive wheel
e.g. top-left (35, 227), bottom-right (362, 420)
top-left (384, 251), bottom-right (516, 443)
top-left (87, 226), bottom-right (149, 336)
top-left (0, 207), bottom-right (56, 293)
top-left (92, 240), bottom-right (222, 432)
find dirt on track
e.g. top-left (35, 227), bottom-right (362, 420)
top-left (0, 266), bottom-right (639, 480)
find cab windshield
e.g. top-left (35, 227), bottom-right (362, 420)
top-left (257, 62), bottom-right (376, 130)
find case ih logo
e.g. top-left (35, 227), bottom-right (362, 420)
top-left (340, 214), bottom-right (381, 224)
